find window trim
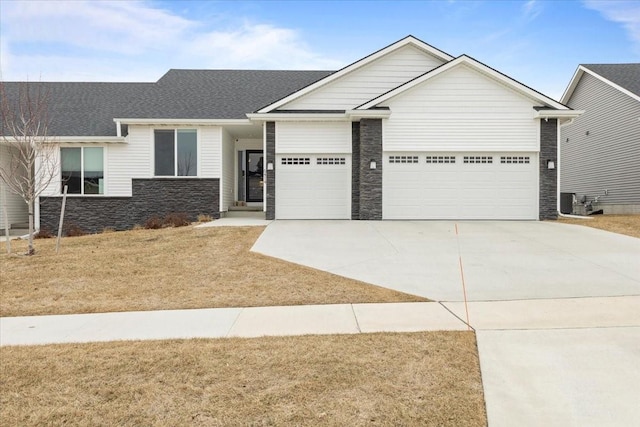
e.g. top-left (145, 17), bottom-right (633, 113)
top-left (153, 128), bottom-right (199, 178)
top-left (60, 146), bottom-right (106, 196)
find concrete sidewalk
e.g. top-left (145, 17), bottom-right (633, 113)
top-left (0, 302), bottom-right (469, 346)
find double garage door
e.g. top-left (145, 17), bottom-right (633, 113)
top-left (275, 152), bottom-right (538, 220)
top-left (383, 152), bottom-right (538, 220)
top-left (276, 154), bottom-right (351, 219)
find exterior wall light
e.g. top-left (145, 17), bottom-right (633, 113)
top-left (547, 160), bottom-right (555, 170)
top-left (266, 161), bottom-right (274, 171)
top-left (370, 159), bottom-right (377, 170)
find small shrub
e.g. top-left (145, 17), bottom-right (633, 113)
top-left (164, 212), bottom-right (190, 227)
top-left (35, 227), bottom-right (54, 239)
top-left (144, 216), bottom-right (164, 229)
top-left (197, 214), bottom-right (213, 223)
top-left (66, 224), bottom-right (88, 237)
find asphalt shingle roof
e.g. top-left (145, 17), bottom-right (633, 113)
top-left (2, 70), bottom-right (332, 136)
top-left (583, 63), bottom-right (640, 97)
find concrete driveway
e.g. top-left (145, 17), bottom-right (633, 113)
top-left (253, 220), bottom-right (640, 426)
top-left (252, 220), bottom-right (640, 302)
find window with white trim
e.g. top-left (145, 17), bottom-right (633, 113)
top-left (61, 147), bottom-right (104, 194)
top-left (281, 158), bottom-right (310, 165)
top-left (500, 156), bottom-right (530, 164)
top-left (426, 156), bottom-right (456, 164)
top-left (317, 157), bottom-right (346, 165)
top-left (389, 155), bottom-right (419, 164)
top-left (154, 129), bottom-right (197, 176)
top-left (463, 156), bottom-right (493, 164)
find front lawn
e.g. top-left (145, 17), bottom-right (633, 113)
top-left (0, 226), bottom-right (426, 317)
top-left (0, 332), bottom-right (486, 426)
top-left (557, 214), bottom-right (640, 239)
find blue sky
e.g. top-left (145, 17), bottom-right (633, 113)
top-left (1, 0), bottom-right (639, 100)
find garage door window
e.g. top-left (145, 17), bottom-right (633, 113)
top-left (281, 157), bottom-right (310, 165)
top-left (317, 157), bottom-right (346, 165)
top-left (463, 156), bottom-right (493, 164)
top-left (389, 155), bottom-right (419, 164)
top-left (500, 156), bottom-right (530, 164)
top-left (426, 156), bottom-right (456, 164)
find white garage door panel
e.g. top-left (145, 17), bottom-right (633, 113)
top-left (276, 155), bottom-right (351, 219)
top-left (384, 152), bottom-right (538, 220)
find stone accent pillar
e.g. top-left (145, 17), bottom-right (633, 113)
top-left (265, 121), bottom-right (276, 220)
top-left (539, 118), bottom-right (558, 220)
top-left (359, 119), bottom-right (383, 220)
top-left (351, 122), bottom-right (361, 220)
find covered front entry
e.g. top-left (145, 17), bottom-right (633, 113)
top-left (275, 154), bottom-right (351, 219)
top-left (383, 152), bottom-right (538, 220)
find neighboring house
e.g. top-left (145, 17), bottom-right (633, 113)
top-left (1, 36), bottom-right (581, 233)
top-left (560, 63), bottom-right (640, 215)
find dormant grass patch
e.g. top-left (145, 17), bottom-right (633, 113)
top-left (558, 214), bottom-right (640, 239)
top-left (0, 332), bottom-right (486, 426)
top-left (1, 226), bottom-right (426, 317)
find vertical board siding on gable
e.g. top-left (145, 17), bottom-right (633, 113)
top-left (381, 65), bottom-right (539, 152)
top-left (0, 144), bottom-right (29, 226)
top-left (276, 122), bottom-right (351, 154)
top-left (221, 129), bottom-right (234, 211)
top-left (561, 73), bottom-right (640, 204)
top-left (282, 45), bottom-right (445, 110)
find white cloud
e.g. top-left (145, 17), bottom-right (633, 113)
top-left (584, 1), bottom-right (640, 49)
top-left (0, 0), bottom-right (342, 81)
top-left (522, 0), bottom-right (542, 21)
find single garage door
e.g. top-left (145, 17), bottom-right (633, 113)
top-left (383, 153), bottom-right (538, 220)
top-left (276, 154), bottom-right (351, 219)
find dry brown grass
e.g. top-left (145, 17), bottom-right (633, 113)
top-left (1, 226), bottom-right (426, 317)
top-left (557, 214), bottom-right (640, 239)
top-left (0, 332), bottom-right (486, 426)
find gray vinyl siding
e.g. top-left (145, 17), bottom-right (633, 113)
top-left (560, 72), bottom-right (640, 205)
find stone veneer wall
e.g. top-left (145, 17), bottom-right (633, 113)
top-left (351, 122), bottom-right (361, 220)
top-left (40, 178), bottom-right (219, 234)
top-left (265, 122), bottom-right (276, 220)
top-left (358, 119), bottom-right (383, 220)
top-left (539, 119), bottom-right (558, 220)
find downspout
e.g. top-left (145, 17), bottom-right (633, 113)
top-left (263, 121), bottom-right (267, 213)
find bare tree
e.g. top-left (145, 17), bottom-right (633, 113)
top-left (0, 82), bottom-right (59, 255)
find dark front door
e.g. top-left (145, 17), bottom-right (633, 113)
top-left (245, 150), bottom-right (264, 202)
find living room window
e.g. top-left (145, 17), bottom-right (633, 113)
top-left (61, 147), bottom-right (104, 194)
top-left (154, 129), bottom-right (197, 176)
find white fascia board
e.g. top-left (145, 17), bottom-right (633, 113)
top-left (1, 136), bottom-right (125, 144)
top-left (563, 65), bottom-right (640, 104)
top-left (345, 109), bottom-right (392, 120)
top-left (358, 55), bottom-right (569, 111)
top-left (246, 113), bottom-right (349, 122)
top-left (533, 109), bottom-right (584, 119)
top-left (256, 36), bottom-right (454, 113)
top-left (114, 118), bottom-right (252, 126)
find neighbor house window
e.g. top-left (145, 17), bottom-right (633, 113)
top-left (61, 147), bottom-right (104, 194)
top-left (154, 129), bottom-right (197, 176)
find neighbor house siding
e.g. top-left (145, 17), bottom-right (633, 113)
top-left (282, 45), bottom-right (446, 110)
top-left (381, 64), bottom-right (539, 152)
top-left (560, 72), bottom-right (640, 207)
top-left (0, 144), bottom-right (28, 227)
top-left (275, 121), bottom-right (351, 153)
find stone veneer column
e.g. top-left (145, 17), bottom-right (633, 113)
top-left (265, 121), bottom-right (276, 220)
top-left (351, 122), bottom-right (361, 220)
top-left (539, 118), bottom-right (558, 220)
top-left (359, 119), bottom-right (383, 220)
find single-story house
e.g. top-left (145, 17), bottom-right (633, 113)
top-left (1, 36), bottom-right (582, 233)
top-left (560, 63), bottom-right (640, 215)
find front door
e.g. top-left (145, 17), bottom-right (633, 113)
top-left (245, 150), bottom-right (264, 202)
